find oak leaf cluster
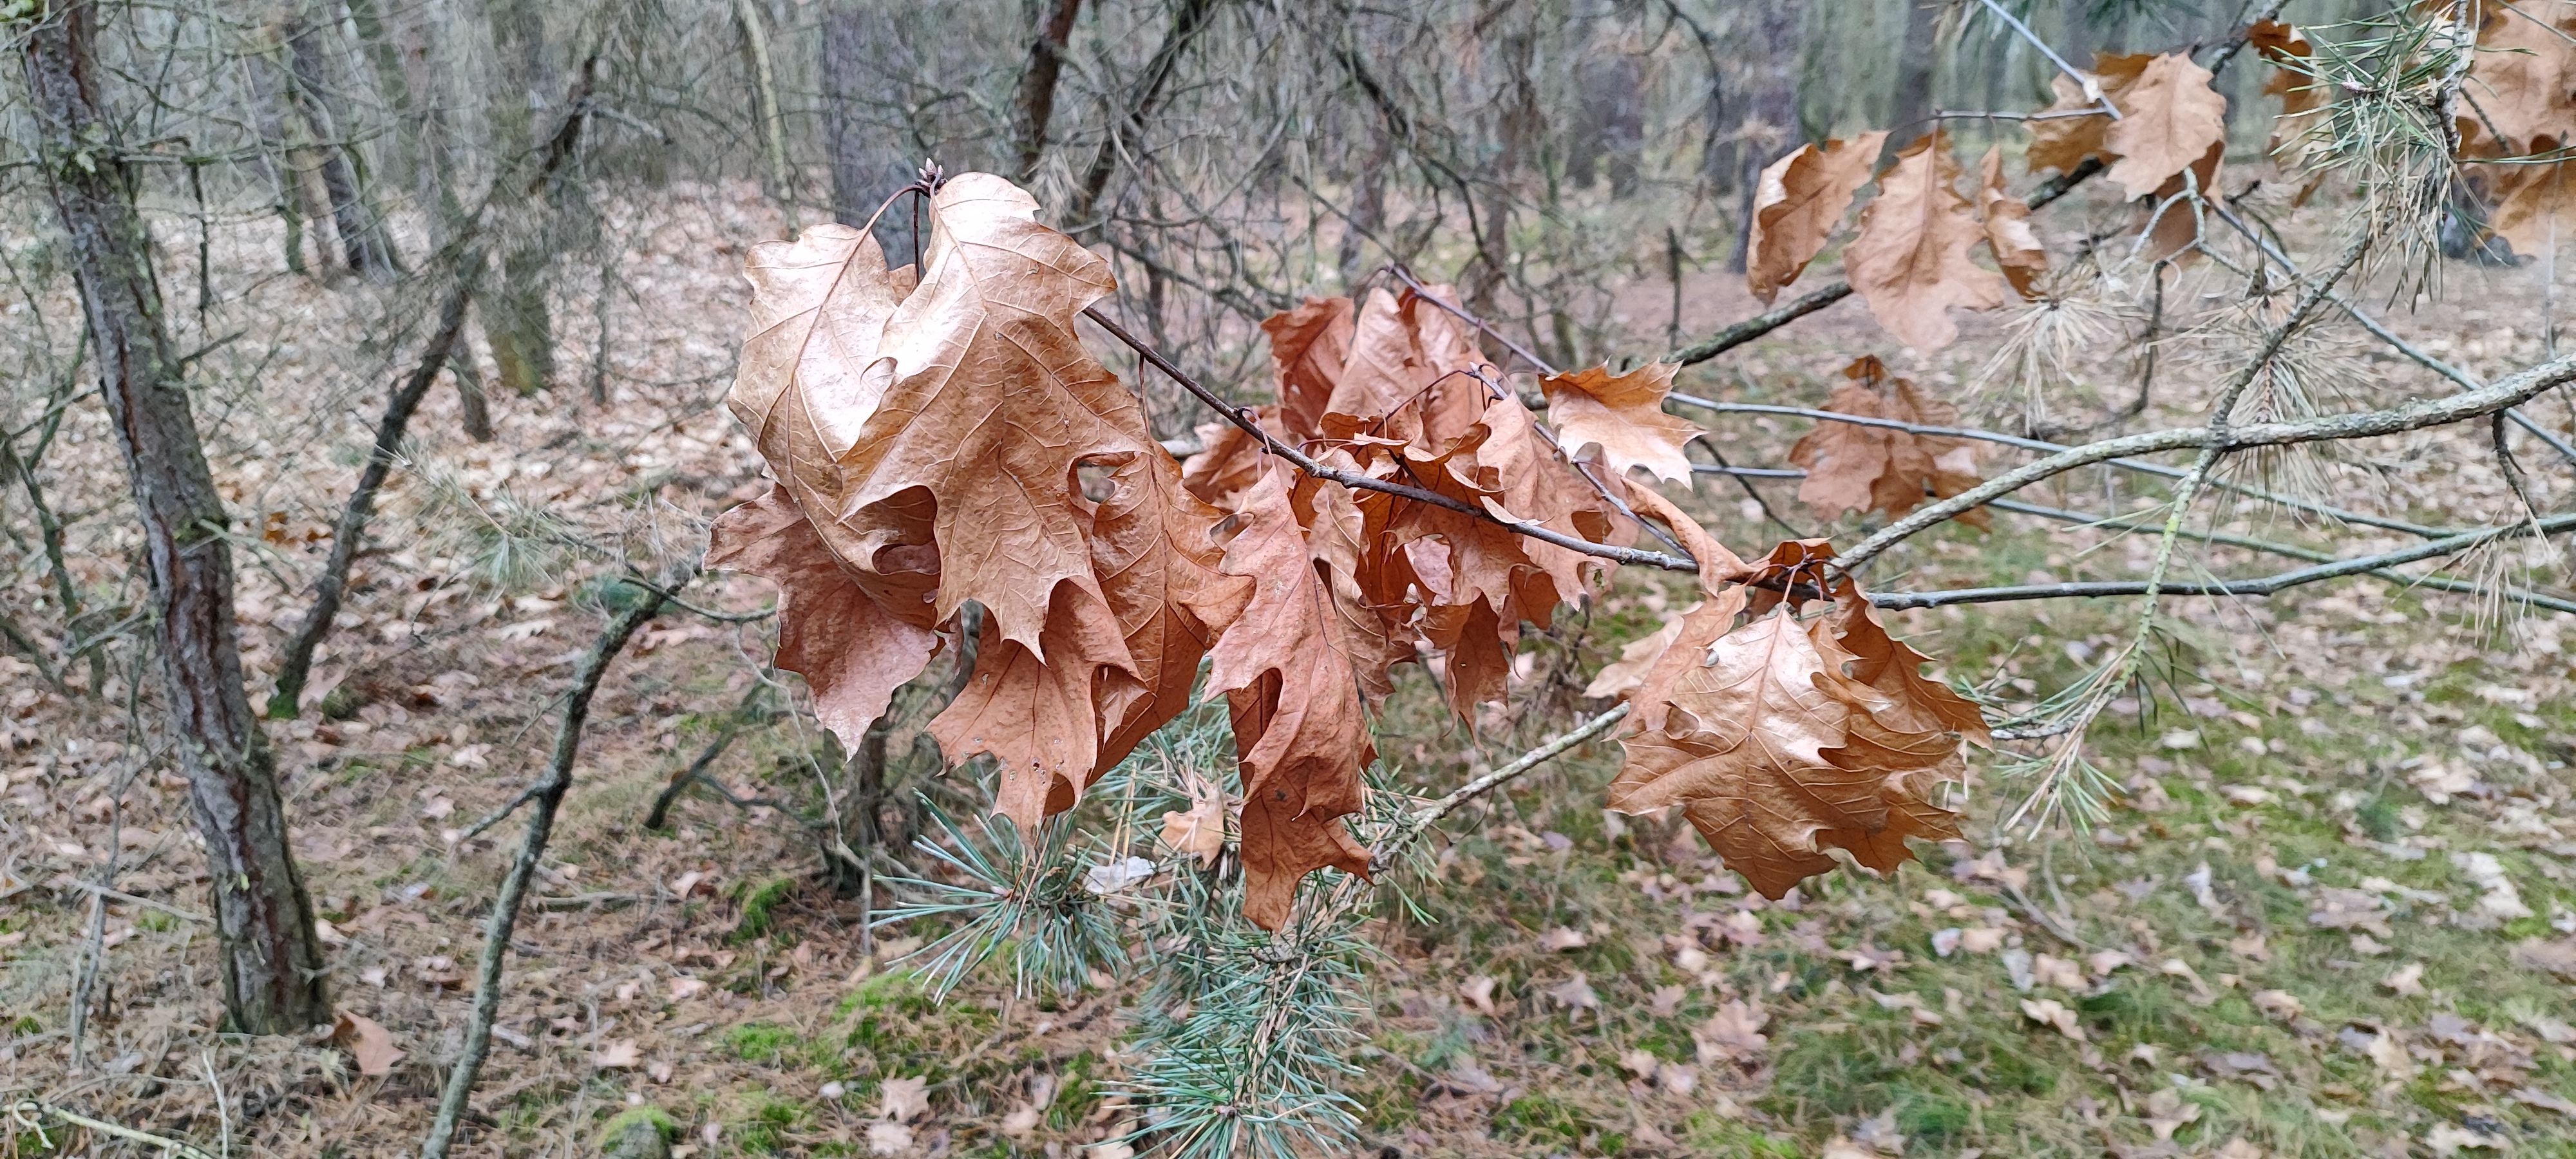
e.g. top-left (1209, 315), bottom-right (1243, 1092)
top-left (711, 173), bottom-right (1983, 928)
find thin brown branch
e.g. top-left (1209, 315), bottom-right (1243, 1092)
top-left (418, 563), bottom-right (690, 1159)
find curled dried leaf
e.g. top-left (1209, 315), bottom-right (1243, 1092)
top-left (1975, 147), bottom-right (2049, 299)
top-left (1747, 133), bottom-right (1889, 303)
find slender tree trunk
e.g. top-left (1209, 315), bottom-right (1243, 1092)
top-left (480, 0), bottom-right (555, 395)
top-left (281, 13), bottom-right (399, 281)
top-left (735, 0), bottom-right (798, 230)
top-left (1884, 0), bottom-right (1942, 156)
top-left (1065, 0), bottom-right (1221, 231)
top-left (340, 0), bottom-right (420, 195)
top-left (822, 3), bottom-right (919, 258)
top-left (19, 0), bottom-right (329, 1036)
top-left (1010, 0), bottom-right (1086, 180)
top-left (247, 53), bottom-right (326, 275)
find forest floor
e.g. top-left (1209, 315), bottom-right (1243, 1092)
top-left (6, 176), bottom-right (2576, 1159)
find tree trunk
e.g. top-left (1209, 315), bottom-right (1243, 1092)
top-left (19, 1), bottom-right (330, 1036)
top-left (281, 13), bottom-right (399, 281)
top-left (1883, 0), bottom-right (1942, 156)
top-left (1065, 0), bottom-right (1220, 232)
top-left (481, 0), bottom-right (555, 395)
top-left (1010, 0), bottom-right (1086, 180)
top-left (1728, 1), bottom-right (1803, 274)
top-left (822, 2), bottom-right (919, 258)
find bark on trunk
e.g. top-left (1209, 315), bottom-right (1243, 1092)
top-left (20, 1), bottom-right (329, 1036)
top-left (1010, 0), bottom-right (1086, 180)
top-left (281, 14), bottom-right (399, 281)
top-left (1883, 0), bottom-right (1942, 157)
top-left (822, 2), bottom-right (920, 258)
top-left (481, 0), bottom-right (556, 395)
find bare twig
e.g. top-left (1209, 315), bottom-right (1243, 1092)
top-left (1975, 0), bottom-right (2116, 120)
top-left (1372, 702), bottom-right (1631, 872)
top-left (1667, 391), bottom-right (2451, 539)
top-left (1868, 512), bottom-right (2576, 612)
top-left (1831, 349), bottom-right (2576, 574)
top-left (418, 561), bottom-right (691, 1159)
top-left (269, 57), bottom-right (603, 718)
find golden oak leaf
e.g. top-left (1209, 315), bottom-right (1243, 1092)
top-left (706, 485), bottom-right (940, 751)
top-left (1787, 358), bottom-right (1988, 526)
top-left (2467, 2), bottom-right (2576, 156)
top-left (2103, 53), bottom-right (2229, 200)
top-left (1179, 406), bottom-right (1285, 509)
top-left (1975, 147), bottom-right (2049, 299)
top-left (2023, 53), bottom-right (2155, 176)
top-left (1262, 296), bottom-right (1356, 440)
top-left (1847, 133), bottom-right (2007, 352)
top-left (1747, 132), bottom-right (1890, 304)
top-left (1540, 361), bottom-right (1705, 485)
top-left (1204, 466), bottom-right (1382, 928)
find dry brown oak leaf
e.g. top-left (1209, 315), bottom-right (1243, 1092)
top-left (1205, 464), bottom-right (1388, 929)
top-left (2023, 52), bottom-right (2155, 176)
top-left (1179, 404), bottom-right (1285, 511)
top-left (1746, 131), bottom-right (1890, 304)
top-left (1540, 361), bottom-right (1705, 486)
top-left (706, 485), bottom-right (942, 747)
top-left (2464, 1), bottom-right (2576, 157)
top-left (1975, 147), bottom-right (2049, 299)
top-left (2137, 142), bottom-right (2225, 262)
top-left (1847, 133), bottom-right (2007, 352)
top-left (1603, 482), bottom-right (1754, 733)
top-left (723, 173), bottom-right (1245, 836)
top-left (2103, 53), bottom-right (2229, 200)
top-left (1328, 286), bottom-right (1492, 451)
top-left (1788, 357), bottom-right (1989, 527)
top-left (2249, 21), bottom-right (2322, 160)
top-left (1607, 580), bottom-right (1966, 898)
top-left (2488, 151), bottom-right (2576, 254)
top-left (1264, 295), bottom-right (1357, 440)
top-left (1367, 398), bottom-right (1626, 716)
